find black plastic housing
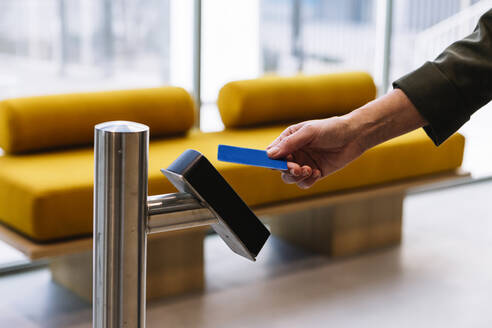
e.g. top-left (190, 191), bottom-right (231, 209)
top-left (161, 149), bottom-right (270, 261)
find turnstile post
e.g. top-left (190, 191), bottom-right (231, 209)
top-left (94, 121), bottom-right (149, 328)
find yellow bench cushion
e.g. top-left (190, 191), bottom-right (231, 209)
top-left (0, 126), bottom-right (464, 242)
top-left (218, 72), bottom-right (376, 128)
top-left (0, 87), bottom-right (195, 154)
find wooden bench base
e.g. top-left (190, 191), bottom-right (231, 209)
top-left (51, 192), bottom-right (404, 302)
top-left (266, 193), bottom-right (403, 257)
top-left (0, 170), bottom-right (470, 301)
top-left (50, 228), bottom-right (206, 302)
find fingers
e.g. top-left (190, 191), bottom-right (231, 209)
top-left (266, 123), bottom-right (303, 151)
top-left (281, 170), bottom-right (310, 184)
top-left (281, 162), bottom-right (313, 185)
top-left (282, 169), bottom-right (321, 189)
top-left (297, 169), bottom-right (321, 189)
top-left (267, 123), bottom-right (312, 159)
top-left (281, 162), bottom-right (321, 189)
top-left (268, 125), bottom-right (316, 159)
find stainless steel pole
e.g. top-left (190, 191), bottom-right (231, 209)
top-left (94, 121), bottom-right (149, 328)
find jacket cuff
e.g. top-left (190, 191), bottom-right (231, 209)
top-left (393, 62), bottom-right (469, 146)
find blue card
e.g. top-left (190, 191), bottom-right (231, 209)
top-left (218, 144), bottom-right (288, 170)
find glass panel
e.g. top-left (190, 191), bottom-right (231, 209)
top-left (261, 0), bottom-right (376, 76)
top-left (201, 0), bottom-right (260, 104)
top-left (390, 0), bottom-right (461, 85)
top-left (0, 0), bottom-right (188, 99)
top-left (200, 0), bottom-right (378, 131)
top-left (0, 0), bottom-right (192, 267)
top-left (391, 0), bottom-right (492, 177)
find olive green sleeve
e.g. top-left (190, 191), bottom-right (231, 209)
top-left (393, 9), bottom-right (492, 146)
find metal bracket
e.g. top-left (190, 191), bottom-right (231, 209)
top-left (147, 192), bottom-right (217, 233)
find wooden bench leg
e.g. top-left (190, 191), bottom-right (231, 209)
top-left (267, 193), bottom-right (403, 257)
top-left (50, 228), bottom-right (206, 302)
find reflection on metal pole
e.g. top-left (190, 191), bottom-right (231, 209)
top-left (93, 121), bottom-right (148, 328)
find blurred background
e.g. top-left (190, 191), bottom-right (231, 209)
top-left (0, 0), bottom-right (491, 277)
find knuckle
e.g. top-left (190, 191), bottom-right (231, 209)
top-left (281, 125), bottom-right (296, 138)
top-left (302, 123), bottom-right (317, 136)
top-left (280, 136), bottom-right (294, 149)
top-left (287, 124), bottom-right (298, 134)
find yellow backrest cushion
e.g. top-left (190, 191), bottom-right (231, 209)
top-left (0, 87), bottom-right (195, 154)
top-left (217, 72), bottom-right (377, 128)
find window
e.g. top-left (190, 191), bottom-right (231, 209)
top-left (0, 0), bottom-right (177, 99)
top-left (0, 0), bottom-right (491, 269)
top-left (391, 0), bottom-right (492, 177)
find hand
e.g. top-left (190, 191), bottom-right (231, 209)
top-left (266, 89), bottom-right (427, 189)
top-left (266, 116), bottom-right (364, 189)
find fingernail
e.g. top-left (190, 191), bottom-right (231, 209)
top-left (290, 169), bottom-right (298, 177)
top-left (267, 146), bottom-right (279, 156)
top-left (303, 168), bottom-right (309, 176)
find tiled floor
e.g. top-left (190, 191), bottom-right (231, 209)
top-left (0, 180), bottom-right (491, 327)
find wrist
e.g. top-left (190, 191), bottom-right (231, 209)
top-left (319, 115), bottom-right (362, 150)
top-left (342, 105), bottom-right (379, 153)
top-left (344, 89), bottom-right (428, 153)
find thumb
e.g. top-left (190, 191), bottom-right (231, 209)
top-left (267, 125), bottom-right (314, 158)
